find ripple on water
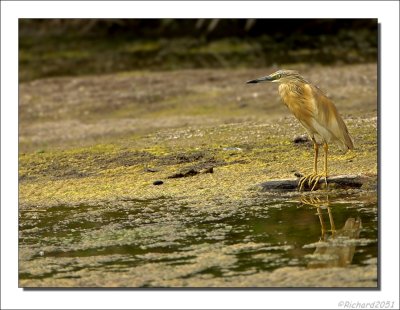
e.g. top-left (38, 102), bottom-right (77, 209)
top-left (19, 193), bottom-right (378, 287)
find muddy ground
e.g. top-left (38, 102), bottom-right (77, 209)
top-left (19, 63), bottom-right (378, 287)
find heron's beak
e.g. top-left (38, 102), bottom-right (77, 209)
top-left (246, 75), bottom-right (274, 84)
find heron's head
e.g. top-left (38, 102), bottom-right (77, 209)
top-left (246, 70), bottom-right (305, 84)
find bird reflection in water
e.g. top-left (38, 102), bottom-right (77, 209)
top-left (300, 194), bottom-right (362, 268)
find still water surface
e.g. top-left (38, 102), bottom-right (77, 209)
top-left (19, 192), bottom-right (377, 287)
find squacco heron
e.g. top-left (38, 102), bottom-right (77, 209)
top-left (246, 70), bottom-right (354, 191)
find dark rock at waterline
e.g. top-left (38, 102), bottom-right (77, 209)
top-left (260, 174), bottom-right (369, 192)
top-left (153, 180), bottom-right (164, 185)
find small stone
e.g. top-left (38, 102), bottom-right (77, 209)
top-left (293, 134), bottom-right (310, 144)
top-left (222, 147), bottom-right (242, 151)
top-left (145, 167), bottom-right (159, 173)
top-left (153, 180), bottom-right (164, 185)
top-left (201, 167), bottom-right (214, 174)
top-left (294, 172), bottom-right (303, 178)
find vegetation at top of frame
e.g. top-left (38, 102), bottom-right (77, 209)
top-left (19, 19), bottom-right (377, 82)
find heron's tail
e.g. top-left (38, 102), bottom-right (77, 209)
top-left (343, 132), bottom-right (354, 151)
top-left (336, 116), bottom-right (354, 151)
top-left (338, 134), bottom-right (354, 152)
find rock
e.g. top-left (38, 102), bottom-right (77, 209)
top-left (222, 147), bottom-right (242, 151)
top-left (167, 168), bottom-right (199, 179)
top-left (201, 167), bottom-right (214, 174)
top-left (293, 134), bottom-right (310, 144)
top-left (260, 174), bottom-right (370, 192)
top-left (167, 164), bottom-right (215, 179)
top-left (294, 171), bottom-right (303, 178)
top-left (145, 167), bottom-right (159, 173)
top-left (153, 180), bottom-right (164, 185)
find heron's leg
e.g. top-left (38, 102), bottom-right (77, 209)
top-left (298, 139), bottom-right (319, 191)
top-left (313, 141), bottom-right (319, 174)
top-left (316, 206), bottom-right (327, 241)
top-left (323, 142), bottom-right (328, 188)
top-left (310, 142), bottom-right (329, 191)
top-left (327, 206), bottom-right (336, 237)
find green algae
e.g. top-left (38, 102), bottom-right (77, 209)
top-left (19, 117), bottom-right (377, 209)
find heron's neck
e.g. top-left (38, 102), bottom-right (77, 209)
top-left (278, 82), bottom-right (304, 98)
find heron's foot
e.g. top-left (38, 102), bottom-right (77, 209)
top-left (298, 173), bottom-right (314, 191)
top-left (298, 173), bottom-right (328, 191)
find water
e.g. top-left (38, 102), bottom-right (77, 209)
top-left (19, 192), bottom-right (378, 287)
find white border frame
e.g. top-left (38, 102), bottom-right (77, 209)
top-left (1, 1), bottom-right (399, 309)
